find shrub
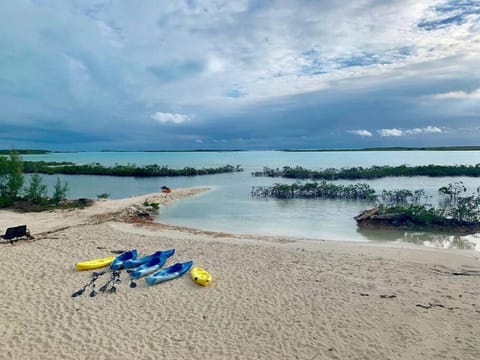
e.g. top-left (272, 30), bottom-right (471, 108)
top-left (143, 200), bottom-right (160, 210)
top-left (0, 150), bottom-right (24, 206)
top-left (52, 177), bottom-right (69, 204)
top-left (24, 174), bottom-right (48, 205)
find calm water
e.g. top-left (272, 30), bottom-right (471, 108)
top-left (22, 151), bottom-right (480, 251)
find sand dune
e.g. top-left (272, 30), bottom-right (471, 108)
top-left (0, 188), bottom-right (479, 359)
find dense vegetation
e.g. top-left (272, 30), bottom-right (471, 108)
top-left (359, 182), bottom-right (480, 231)
top-left (399, 183), bottom-right (478, 222)
top-left (251, 181), bottom-right (376, 200)
top-left (252, 164), bottom-right (480, 180)
top-left (0, 150), bottom-right (72, 210)
top-left (251, 182), bottom-right (429, 203)
top-left (23, 161), bottom-right (243, 177)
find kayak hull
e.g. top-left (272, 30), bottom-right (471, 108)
top-left (190, 266), bottom-right (212, 286)
top-left (130, 256), bottom-right (168, 279)
top-left (145, 261), bottom-right (193, 286)
top-left (123, 249), bottom-right (175, 269)
top-left (110, 249), bottom-right (138, 270)
top-left (75, 256), bottom-right (115, 271)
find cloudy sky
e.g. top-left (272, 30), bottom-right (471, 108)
top-left (1, 0), bottom-right (479, 150)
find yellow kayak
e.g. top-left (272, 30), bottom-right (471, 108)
top-left (75, 256), bottom-right (115, 271)
top-left (190, 266), bottom-right (212, 286)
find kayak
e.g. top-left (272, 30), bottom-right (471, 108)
top-left (123, 249), bottom-right (175, 269)
top-left (129, 256), bottom-right (168, 279)
top-left (190, 266), bottom-right (212, 286)
top-left (145, 261), bottom-right (193, 286)
top-left (75, 256), bottom-right (115, 271)
top-left (110, 249), bottom-right (138, 270)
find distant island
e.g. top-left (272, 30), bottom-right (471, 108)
top-left (0, 149), bottom-right (51, 155)
top-left (278, 146), bottom-right (480, 152)
top-left (3, 146), bottom-right (480, 154)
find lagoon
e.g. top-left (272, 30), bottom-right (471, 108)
top-left (22, 150), bottom-right (480, 250)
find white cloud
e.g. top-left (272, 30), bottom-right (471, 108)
top-left (151, 112), bottom-right (191, 124)
top-left (45, 0), bottom-right (476, 108)
top-left (377, 128), bottom-right (403, 137)
top-left (348, 129), bottom-right (372, 137)
top-left (378, 126), bottom-right (443, 137)
top-left (3, 0), bottom-right (479, 112)
top-left (431, 89), bottom-right (480, 100)
top-left (405, 128), bottom-right (423, 135)
top-left (425, 126), bottom-right (442, 134)
top-left (207, 55), bottom-right (225, 73)
top-left (404, 126), bottom-right (442, 134)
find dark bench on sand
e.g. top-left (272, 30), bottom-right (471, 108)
top-left (1, 225), bottom-right (33, 244)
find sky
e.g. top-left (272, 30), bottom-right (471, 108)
top-left (0, 0), bottom-right (479, 150)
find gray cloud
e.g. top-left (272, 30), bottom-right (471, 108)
top-left (0, 0), bottom-right (479, 150)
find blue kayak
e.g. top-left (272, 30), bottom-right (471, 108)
top-left (129, 256), bottom-right (169, 279)
top-left (110, 249), bottom-right (138, 270)
top-left (123, 249), bottom-right (175, 269)
top-left (145, 261), bottom-right (193, 286)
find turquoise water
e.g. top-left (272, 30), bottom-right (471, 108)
top-left (22, 151), bottom-right (480, 250)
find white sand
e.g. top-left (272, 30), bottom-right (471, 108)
top-left (0, 188), bottom-right (479, 359)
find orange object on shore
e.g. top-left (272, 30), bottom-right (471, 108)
top-left (161, 186), bottom-right (171, 193)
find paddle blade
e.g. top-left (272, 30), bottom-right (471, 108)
top-left (71, 289), bottom-right (84, 297)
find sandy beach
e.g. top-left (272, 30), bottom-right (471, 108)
top-left (1, 188), bottom-right (479, 360)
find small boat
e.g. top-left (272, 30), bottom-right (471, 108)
top-left (75, 256), bottom-right (115, 271)
top-left (190, 267), bottom-right (212, 286)
top-left (110, 249), bottom-right (138, 270)
top-left (123, 249), bottom-right (175, 269)
top-left (129, 256), bottom-right (168, 279)
top-left (145, 261), bottom-right (193, 286)
top-left (161, 186), bottom-right (172, 193)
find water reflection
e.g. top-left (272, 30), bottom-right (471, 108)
top-left (357, 228), bottom-right (479, 251)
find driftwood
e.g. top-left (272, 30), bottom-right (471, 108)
top-left (354, 208), bottom-right (378, 221)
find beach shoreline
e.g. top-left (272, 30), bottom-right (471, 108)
top-left (1, 187), bottom-right (479, 359)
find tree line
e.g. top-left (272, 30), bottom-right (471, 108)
top-left (252, 164), bottom-right (480, 180)
top-left (23, 161), bottom-right (243, 177)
